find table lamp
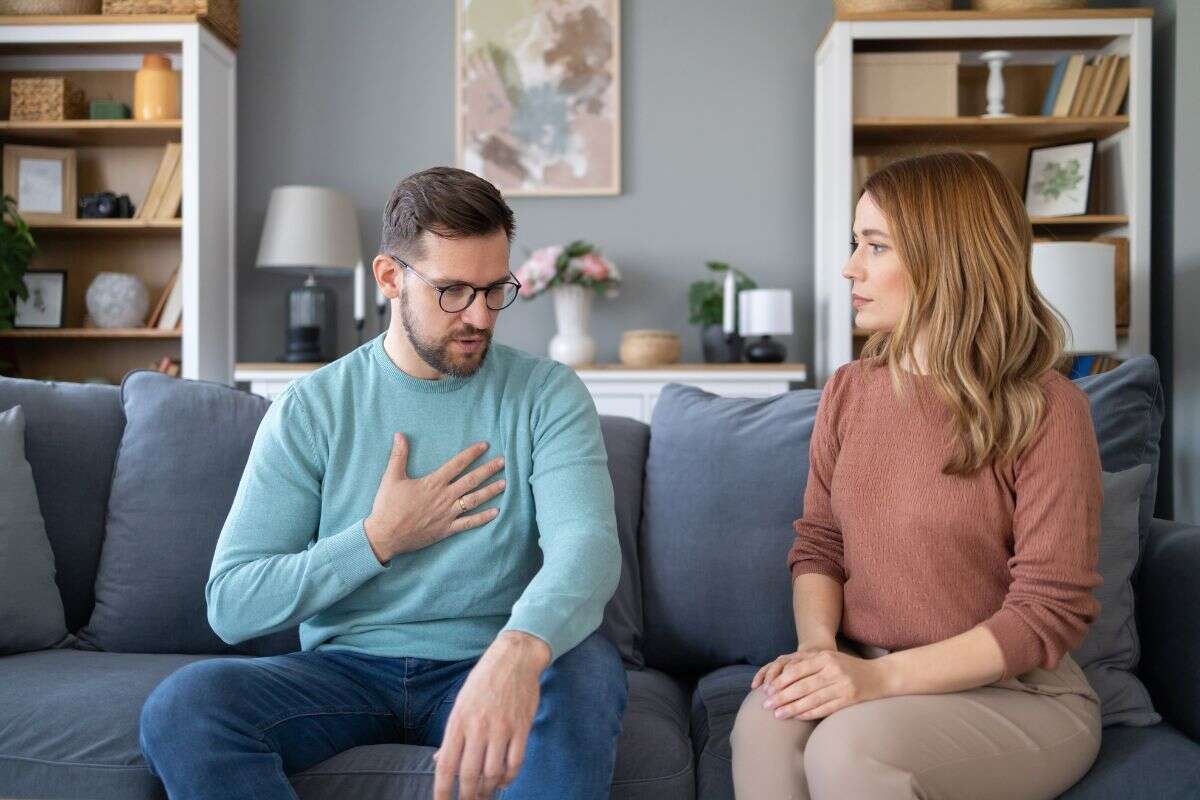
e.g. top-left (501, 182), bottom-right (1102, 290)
top-left (738, 288), bottom-right (794, 363)
top-left (1030, 241), bottom-right (1117, 377)
top-left (255, 185), bottom-right (365, 363)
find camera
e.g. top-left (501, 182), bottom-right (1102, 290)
top-left (79, 192), bottom-right (135, 219)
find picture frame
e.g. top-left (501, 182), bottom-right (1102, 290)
top-left (14, 270), bottom-right (67, 329)
top-left (1023, 141), bottom-right (1095, 218)
top-left (2, 144), bottom-right (77, 224)
top-left (455, 0), bottom-right (621, 197)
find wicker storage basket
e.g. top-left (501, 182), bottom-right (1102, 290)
top-left (9, 77), bottom-right (86, 121)
top-left (619, 330), bottom-right (682, 367)
top-left (970, 0), bottom-right (1087, 9)
top-left (835, 0), bottom-right (952, 13)
top-left (102, 0), bottom-right (239, 48)
top-left (0, 0), bottom-right (102, 13)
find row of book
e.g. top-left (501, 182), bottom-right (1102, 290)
top-left (148, 355), bottom-right (181, 377)
top-left (136, 142), bottom-right (183, 220)
top-left (146, 265), bottom-right (183, 330)
top-left (1041, 53), bottom-right (1130, 118)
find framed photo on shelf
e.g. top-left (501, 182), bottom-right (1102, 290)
top-left (2, 144), bottom-right (77, 224)
top-left (14, 270), bottom-right (67, 328)
top-left (1023, 141), bottom-right (1095, 217)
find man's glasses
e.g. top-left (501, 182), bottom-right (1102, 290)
top-left (390, 255), bottom-right (521, 313)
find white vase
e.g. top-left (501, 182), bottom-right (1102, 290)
top-left (548, 285), bottom-right (596, 366)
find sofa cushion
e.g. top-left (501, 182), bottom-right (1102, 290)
top-left (0, 405), bottom-right (75, 654)
top-left (640, 384), bottom-right (820, 672)
top-left (598, 415), bottom-right (649, 669)
top-left (0, 377), bottom-right (124, 633)
top-left (73, 371), bottom-right (298, 656)
top-left (1075, 355), bottom-right (1164, 557)
top-left (689, 664), bottom-right (757, 800)
top-left (1073, 465), bottom-right (1160, 727)
top-left (1058, 723), bottom-right (1200, 799)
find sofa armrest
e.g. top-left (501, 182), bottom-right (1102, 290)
top-left (1136, 517), bottom-right (1200, 742)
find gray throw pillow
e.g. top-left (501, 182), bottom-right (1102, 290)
top-left (0, 405), bottom-right (76, 654)
top-left (1073, 463), bottom-right (1161, 727)
top-left (598, 415), bottom-right (649, 668)
top-left (73, 371), bottom-right (299, 656)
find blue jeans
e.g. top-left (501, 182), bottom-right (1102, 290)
top-left (138, 631), bottom-right (627, 799)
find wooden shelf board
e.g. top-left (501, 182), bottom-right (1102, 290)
top-left (0, 14), bottom-right (235, 50)
top-left (854, 115), bottom-right (1128, 145)
top-left (28, 219), bottom-right (181, 232)
top-left (0, 119), bottom-right (181, 145)
top-left (0, 327), bottom-right (179, 339)
top-left (836, 8), bottom-right (1151, 22)
top-left (1030, 215), bottom-right (1129, 226)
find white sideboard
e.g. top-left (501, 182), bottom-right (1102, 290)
top-left (234, 362), bottom-right (809, 424)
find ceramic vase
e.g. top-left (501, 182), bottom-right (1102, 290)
top-left (548, 285), bottom-right (596, 366)
top-left (86, 271), bottom-right (149, 328)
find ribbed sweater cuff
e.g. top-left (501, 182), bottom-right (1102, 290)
top-left (790, 561), bottom-right (846, 584)
top-left (322, 517), bottom-right (389, 589)
top-left (981, 608), bottom-right (1044, 681)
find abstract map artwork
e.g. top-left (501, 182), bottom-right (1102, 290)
top-left (456, 0), bottom-right (621, 196)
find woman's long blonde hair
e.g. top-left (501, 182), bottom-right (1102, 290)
top-left (858, 151), bottom-right (1067, 476)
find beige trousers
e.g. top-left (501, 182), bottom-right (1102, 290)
top-left (730, 638), bottom-right (1101, 800)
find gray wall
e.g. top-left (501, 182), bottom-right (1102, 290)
top-left (235, 0), bottom-right (828, 368)
top-left (235, 0), bottom-right (1195, 521)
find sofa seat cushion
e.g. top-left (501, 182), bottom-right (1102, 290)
top-left (1058, 723), bottom-right (1200, 799)
top-left (0, 649), bottom-right (214, 799)
top-left (0, 650), bottom-right (695, 800)
top-left (689, 664), bottom-right (757, 800)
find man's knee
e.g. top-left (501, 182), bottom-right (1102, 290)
top-left (543, 631), bottom-right (628, 719)
top-left (140, 659), bottom-right (250, 747)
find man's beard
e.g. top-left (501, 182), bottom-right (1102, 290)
top-left (399, 289), bottom-right (492, 378)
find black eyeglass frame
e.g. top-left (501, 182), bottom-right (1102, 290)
top-left (389, 255), bottom-right (522, 313)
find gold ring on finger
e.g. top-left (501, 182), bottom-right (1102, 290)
top-left (458, 497), bottom-right (468, 513)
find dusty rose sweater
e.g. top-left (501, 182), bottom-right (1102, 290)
top-left (788, 359), bottom-right (1102, 681)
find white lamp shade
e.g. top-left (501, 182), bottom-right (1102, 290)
top-left (738, 289), bottom-right (794, 336)
top-left (255, 185), bottom-right (362, 273)
top-left (1030, 241), bottom-right (1117, 354)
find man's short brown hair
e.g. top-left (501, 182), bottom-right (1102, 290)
top-left (379, 167), bottom-right (515, 260)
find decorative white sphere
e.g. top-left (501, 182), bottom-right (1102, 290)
top-left (86, 272), bottom-right (150, 328)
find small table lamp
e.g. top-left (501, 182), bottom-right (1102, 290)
top-left (255, 186), bottom-right (365, 363)
top-left (1031, 241), bottom-right (1117, 377)
top-left (738, 288), bottom-right (794, 363)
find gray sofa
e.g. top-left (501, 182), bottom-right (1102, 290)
top-left (1, 354), bottom-right (1198, 799)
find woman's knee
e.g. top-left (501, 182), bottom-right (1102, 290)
top-left (803, 707), bottom-right (916, 798)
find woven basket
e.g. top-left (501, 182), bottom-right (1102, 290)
top-left (971, 0), bottom-right (1087, 9)
top-left (835, 0), bottom-right (952, 13)
top-left (619, 330), bottom-right (682, 367)
top-left (9, 77), bottom-right (86, 121)
top-left (102, 0), bottom-right (239, 48)
top-left (0, 0), bottom-right (101, 13)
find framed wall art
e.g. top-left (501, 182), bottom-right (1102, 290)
top-left (456, 0), bottom-right (621, 196)
top-left (2, 144), bottom-right (77, 224)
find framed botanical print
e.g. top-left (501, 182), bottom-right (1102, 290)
top-left (2, 145), bottom-right (77, 224)
top-left (1024, 141), bottom-right (1095, 218)
top-left (14, 270), bottom-right (67, 328)
top-left (455, 0), bottom-right (621, 196)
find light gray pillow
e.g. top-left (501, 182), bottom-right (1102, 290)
top-left (1073, 463), bottom-right (1160, 727)
top-left (0, 405), bottom-right (76, 654)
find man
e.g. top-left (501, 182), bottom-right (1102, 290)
top-left (138, 167), bottom-right (627, 800)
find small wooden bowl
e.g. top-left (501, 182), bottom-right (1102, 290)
top-left (619, 330), bottom-right (681, 367)
top-left (835, 0), bottom-right (951, 14)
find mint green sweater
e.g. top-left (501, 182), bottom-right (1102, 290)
top-left (205, 333), bottom-right (620, 663)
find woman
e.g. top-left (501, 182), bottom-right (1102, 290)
top-left (730, 151), bottom-right (1103, 800)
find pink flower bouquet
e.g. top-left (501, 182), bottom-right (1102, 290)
top-left (515, 240), bottom-right (621, 300)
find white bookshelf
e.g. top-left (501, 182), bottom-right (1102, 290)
top-left (812, 9), bottom-right (1152, 386)
top-left (0, 17), bottom-right (236, 385)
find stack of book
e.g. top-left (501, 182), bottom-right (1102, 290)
top-left (137, 142), bottom-right (183, 220)
top-left (146, 265), bottom-right (183, 330)
top-left (149, 355), bottom-right (181, 377)
top-left (1041, 54), bottom-right (1131, 117)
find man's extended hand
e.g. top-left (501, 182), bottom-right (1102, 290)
top-left (433, 631), bottom-right (551, 800)
top-left (363, 433), bottom-right (506, 564)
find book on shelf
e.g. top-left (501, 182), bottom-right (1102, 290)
top-left (149, 355), bottom-right (181, 377)
top-left (147, 265), bottom-right (183, 330)
top-left (146, 266), bottom-right (179, 328)
top-left (136, 142), bottom-right (182, 220)
top-left (1043, 53), bottom-right (1129, 118)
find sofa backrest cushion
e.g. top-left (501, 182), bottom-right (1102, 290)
top-left (640, 384), bottom-right (820, 673)
top-left (0, 376), bottom-right (124, 633)
top-left (73, 371), bottom-right (299, 656)
top-left (598, 415), bottom-right (649, 668)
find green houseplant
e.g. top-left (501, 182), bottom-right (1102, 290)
top-left (688, 260), bottom-right (756, 362)
top-left (1, 194), bottom-right (36, 330)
